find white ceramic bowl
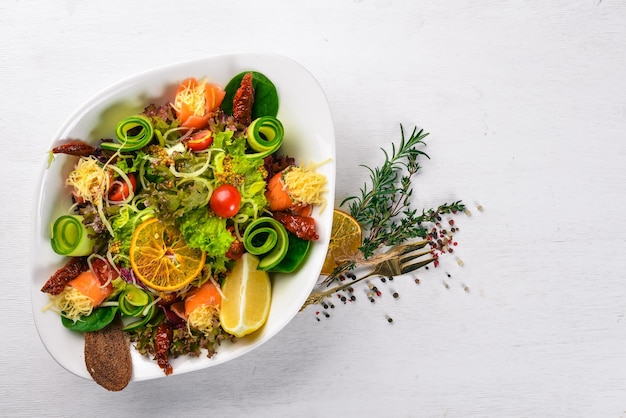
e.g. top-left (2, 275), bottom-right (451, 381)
top-left (31, 53), bottom-right (336, 382)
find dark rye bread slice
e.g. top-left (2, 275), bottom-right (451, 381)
top-left (84, 317), bottom-right (132, 391)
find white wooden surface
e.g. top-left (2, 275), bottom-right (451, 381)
top-left (2, 1), bottom-right (626, 416)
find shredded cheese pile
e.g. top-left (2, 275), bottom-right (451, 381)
top-left (66, 156), bottom-right (109, 205)
top-left (173, 79), bottom-right (207, 116)
top-left (283, 162), bottom-right (328, 210)
top-left (52, 287), bottom-right (94, 322)
top-left (188, 304), bottom-right (220, 335)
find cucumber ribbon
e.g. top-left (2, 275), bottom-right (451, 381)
top-left (245, 116), bottom-right (284, 159)
top-left (50, 215), bottom-right (95, 256)
top-left (118, 285), bottom-right (156, 332)
top-left (243, 217), bottom-right (289, 270)
top-left (101, 114), bottom-right (154, 152)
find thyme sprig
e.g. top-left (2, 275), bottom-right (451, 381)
top-left (342, 125), bottom-right (464, 258)
top-left (305, 124), bottom-right (465, 306)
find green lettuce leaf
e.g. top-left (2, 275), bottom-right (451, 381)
top-left (178, 208), bottom-right (233, 259)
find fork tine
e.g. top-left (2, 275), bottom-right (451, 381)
top-left (399, 248), bottom-right (433, 265)
top-left (401, 257), bottom-right (435, 274)
top-left (396, 240), bottom-right (429, 256)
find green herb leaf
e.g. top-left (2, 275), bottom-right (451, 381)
top-left (341, 125), bottom-right (464, 259)
top-left (61, 306), bottom-right (119, 333)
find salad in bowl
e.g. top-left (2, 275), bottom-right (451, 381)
top-left (31, 54), bottom-right (335, 390)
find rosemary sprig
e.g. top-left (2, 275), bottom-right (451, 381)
top-left (341, 125), bottom-right (465, 259)
top-left (308, 124), bottom-right (465, 304)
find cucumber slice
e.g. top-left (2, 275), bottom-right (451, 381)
top-left (122, 303), bottom-right (156, 332)
top-left (119, 286), bottom-right (151, 317)
top-left (101, 114), bottom-right (154, 152)
top-left (119, 297), bottom-right (143, 317)
top-left (245, 116), bottom-right (284, 159)
top-left (50, 215), bottom-right (95, 257)
top-left (121, 292), bottom-right (156, 332)
top-left (243, 217), bottom-right (289, 271)
top-left (124, 286), bottom-right (150, 307)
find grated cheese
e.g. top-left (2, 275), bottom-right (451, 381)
top-left (187, 303), bottom-right (220, 335)
top-left (51, 287), bottom-right (95, 322)
top-left (173, 79), bottom-right (208, 117)
top-left (283, 162), bottom-right (328, 210)
top-left (66, 156), bottom-right (109, 205)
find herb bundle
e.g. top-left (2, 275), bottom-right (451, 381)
top-left (301, 125), bottom-right (467, 310)
top-left (342, 125), bottom-right (464, 259)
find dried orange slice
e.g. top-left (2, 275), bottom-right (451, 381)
top-left (129, 218), bottom-right (206, 292)
top-left (219, 253), bottom-right (271, 338)
top-left (320, 209), bottom-right (362, 275)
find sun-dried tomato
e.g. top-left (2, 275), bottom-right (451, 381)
top-left (52, 140), bottom-right (96, 157)
top-left (232, 72), bottom-right (255, 126)
top-left (273, 212), bottom-right (319, 241)
top-left (225, 226), bottom-right (244, 260)
top-left (155, 323), bottom-right (173, 376)
top-left (41, 257), bottom-right (89, 295)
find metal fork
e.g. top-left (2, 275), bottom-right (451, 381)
top-left (302, 240), bottom-right (434, 309)
top-left (358, 240), bottom-right (433, 279)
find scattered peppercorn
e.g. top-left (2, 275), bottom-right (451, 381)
top-left (392, 292), bottom-right (399, 299)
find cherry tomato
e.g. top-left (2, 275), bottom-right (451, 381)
top-left (90, 258), bottom-right (119, 285)
top-left (185, 130), bottom-right (213, 152)
top-left (210, 184), bottom-right (241, 218)
top-left (108, 173), bottom-right (137, 201)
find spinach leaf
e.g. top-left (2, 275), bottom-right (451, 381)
top-left (222, 71), bottom-right (279, 119)
top-left (268, 233), bottom-right (311, 273)
top-left (61, 306), bottom-right (119, 333)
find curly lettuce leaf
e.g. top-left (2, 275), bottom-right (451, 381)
top-left (178, 208), bottom-right (233, 260)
